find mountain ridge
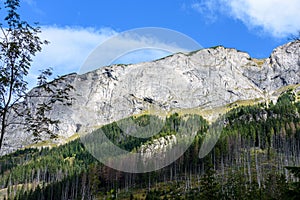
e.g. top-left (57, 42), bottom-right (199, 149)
top-left (1, 40), bottom-right (299, 155)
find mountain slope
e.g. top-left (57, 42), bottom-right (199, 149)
top-left (1, 91), bottom-right (300, 199)
top-left (1, 41), bottom-right (299, 154)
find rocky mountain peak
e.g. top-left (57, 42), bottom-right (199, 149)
top-left (1, 41), bottom-right (299, 155)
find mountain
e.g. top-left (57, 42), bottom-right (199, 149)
top-left (1, 41), bottom-right (300, 155)
top-left (0, 41), bottom-right (300, 200)
top-left (1, 91), bottom-right (300, 199)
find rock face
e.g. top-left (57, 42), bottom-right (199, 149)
top-left (140, 135), bottom-right (177, 160)
top-left (1, 41), bottom-right (299, 155)
top-left (243, 41), bottom-right (300, 91)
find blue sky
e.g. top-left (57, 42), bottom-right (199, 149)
top-left (1, 0), bottom-right (300, 82)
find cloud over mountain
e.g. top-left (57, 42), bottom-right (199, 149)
top-left (192, 0), bottom-right (300, 38)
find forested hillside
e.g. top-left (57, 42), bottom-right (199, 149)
top-left (1, 90), bottom-right (300, 200)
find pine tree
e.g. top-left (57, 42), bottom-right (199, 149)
top-left (199, 164), bottom-right (220, 199)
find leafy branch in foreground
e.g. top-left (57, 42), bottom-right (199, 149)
top-left (24, 70), bottom-right (74, 141)
top-left (0, 0), bottom-right (74, 149)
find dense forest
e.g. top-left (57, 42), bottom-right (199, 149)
top-left (0, 89), bottom-right (300, 199)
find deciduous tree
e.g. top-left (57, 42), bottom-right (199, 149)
top-left (0, 0), bottom-right (73, 150)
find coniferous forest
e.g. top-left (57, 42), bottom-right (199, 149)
top-left (1, 90), bottom-right (300, 199)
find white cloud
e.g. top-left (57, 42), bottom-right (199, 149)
top-left (32, 27), bottom-right (200, 76)
top-left (191, 0), bottom-right (300, 38)
top-left (79, 27), bottom-right (202, 74)
top-left (191, 1), bottom-right (219, 23)
top-left (224, 0), bottom-right (300, 37)
top-left (27, 27), bottom-right (201, 88)
top-left (30, 26), bottom-right (116, 78)
top-left (24, 26), bottom-right (116, 89)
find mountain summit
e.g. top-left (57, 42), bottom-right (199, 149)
top-left (1, 41), bottom-right (300, 155)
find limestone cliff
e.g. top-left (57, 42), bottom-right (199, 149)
top-left (1, 41), bottom-right (299, 155)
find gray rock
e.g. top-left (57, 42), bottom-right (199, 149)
top-left (1, 41), bottom-right (299, 155)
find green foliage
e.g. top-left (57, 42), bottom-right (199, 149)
top-left (285, 166), bottom-right (300, 200)
top-left (1, 90), bottom-right (300, 199)
top-left (198, 165), bottom-right (220, 200)
top-left (93, 113), bottom-right (207, 152)
top-left (285, 166), bottom-right (300, 178)
top-left (0, 0), bottom-right (73, 149)
top-left (0, 0), bottom-right (46, 148)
